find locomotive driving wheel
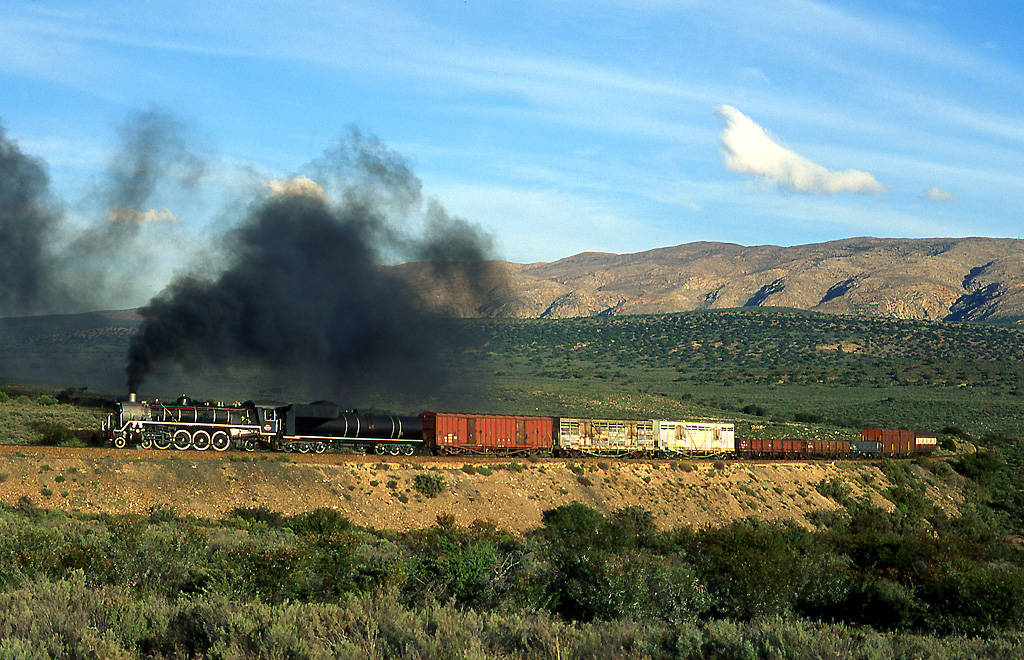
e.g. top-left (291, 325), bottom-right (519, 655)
top-left (192, 430), bottom-right (211, 451)
top-left (173, 430), bottom-right (192, 450)
top-left (212, 431), bottom-right (230, 452)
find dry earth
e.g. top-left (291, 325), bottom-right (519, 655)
top-left (0, 446), bottom-right (963, 533)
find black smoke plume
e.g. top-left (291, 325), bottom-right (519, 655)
top-left (125, 129), bottom-right (500, 399)
top-left (105, 107), bottom-right (206, 212)
top-left (0, 124), bottom-right (68, 316)
top-left (0, 110), bottom-right (207, 318)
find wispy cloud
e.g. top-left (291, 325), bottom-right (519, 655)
top-left (715, 105), bottom-right (886, 196)
top-left (921, 185), bottom-right (956, 203)
top-left (105, 206), bottom-right (177, 226)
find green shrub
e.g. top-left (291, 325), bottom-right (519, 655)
top-left (461, 464), bottom-right (477, 475)
top-left (815, 476), bottom-right (852, 504)
top-left (413, 473), bottom-right (446, 498)
top-left (287, 508), bottom-right (353, 536)
top-left (35, 395), bottom-right (59, 406)
top-left (952, 450), bottom-right (1005, 485)
top-left (230, 506), bottom-right (286, 528)
top-left (32, 422), bottom-right (74, 446)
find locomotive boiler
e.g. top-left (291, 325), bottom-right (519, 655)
top-left (104, 395), bottom-right (424, 454)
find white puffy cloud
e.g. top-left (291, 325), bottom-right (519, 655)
top-left (105, 206), bottom-right (178, 226)
top-left (715, 105), bottom-right (886, 196)
top-left (264, 176), bottom-right (327, 200)
top-left (921, 185), bottom-right (956, 202)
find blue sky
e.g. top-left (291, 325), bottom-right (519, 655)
top-left (2, 0), bottom-right (1024, 284)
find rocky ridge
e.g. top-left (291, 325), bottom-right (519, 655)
top-left (396, 237), bottom-right (1024, 323)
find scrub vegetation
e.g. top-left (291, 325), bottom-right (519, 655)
top-left (4, 308), bottom-right (1024, 655)
top-left (0, 475), bottom-right (1022, 658)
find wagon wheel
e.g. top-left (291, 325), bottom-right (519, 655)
top-left (375, 444), bottom-right (387, 455)
top-left (401, 444), bottom-right (414, 456)
top-left (388, 444), bottom-right (400, 456)
top-left (211, 431), bottom-right (230, 452)
top-left (173, 429), bottom-right (192, 450)
top-left (299, 443), bottom-right (310, 453)
top-left (192, 430), bottom-right (211, 451)
top-left (244, 438), bottom-right (258, 452)
top-left (315, 442), bottom-right (326, 454)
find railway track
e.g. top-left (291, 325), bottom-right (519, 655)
top-left (1, 443), bottom-right (937, 466)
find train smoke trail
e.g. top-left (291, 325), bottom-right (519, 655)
top-left (0, 110), bottom-right (208, 318)
top-left (125, 129), bottom-right (500, 399)
top-left (0, 124), bottom-right (69, 316)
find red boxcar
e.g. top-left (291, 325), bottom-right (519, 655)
top-left (736, 438), bottom-right (804, 457)
top-left (803, 439), bottom-right (850, 457)
top-left (861, 428), bottom-right (916, 456)
top-left (421, 412), bottom-right (556, 456)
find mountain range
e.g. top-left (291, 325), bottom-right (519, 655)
top-left (397, 236), bottom-right (1024, 324)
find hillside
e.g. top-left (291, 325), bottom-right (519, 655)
top-left (397, 236), bottom-right (1024, 323)
top-left (0, 447), bottom-right (962, 533)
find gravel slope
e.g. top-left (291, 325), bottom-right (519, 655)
top-left (0, 446), bottom-right (962, 532)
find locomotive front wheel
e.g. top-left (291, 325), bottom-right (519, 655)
top-left (173, 430), bottom-right (192, 450)
top-left (141, 437), bottom-right (153, 450)
top-left (244, 439), bottom-right (258, 452)
top-left (212, 432), bottom-right (230, 452)
top-left (192, 430), bottom-right (211, 451)
top-left (113, 435), bottom-right (127, 449)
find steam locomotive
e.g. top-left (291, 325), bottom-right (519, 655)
top-left (104, 395), bottom-right (423, 455)
top-left (103, 395), bottom-right (937, 459)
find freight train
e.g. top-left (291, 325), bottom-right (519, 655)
top-left (103, 395), bottom-right (937, 459)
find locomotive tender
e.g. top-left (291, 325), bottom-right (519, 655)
top-left (104, 395), bottom-right (936, 459)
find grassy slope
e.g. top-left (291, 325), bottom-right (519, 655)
top-left (3, 306), bottom-right (1024, 530)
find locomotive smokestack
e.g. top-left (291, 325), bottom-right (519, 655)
top-left (129, 392), bottom-right (137, 403)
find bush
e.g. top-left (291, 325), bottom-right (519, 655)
top-left (952, 451), bottom-right (1005, 485)
top-left (815, 476), bottom-right (852, 504)
top-left (35, 395), bottom-right (59, 406)
top-left (413, 473), bottom-right (446, 498)
top-left (229, 506), bottom-right (286, 528)
top-left (32, 422), bottom-right (74, 446)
